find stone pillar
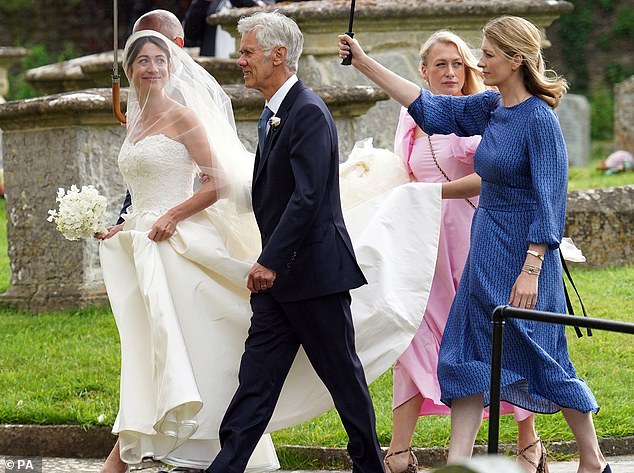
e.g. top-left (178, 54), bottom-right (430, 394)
top-left (0, 90), bottom-right (127, 311)
top-left (615, 75), bottom-right (634, 153)
top-left (0, 47), bottom-right (27, 103)
top-left (0, 85), bottom-right (383, 311)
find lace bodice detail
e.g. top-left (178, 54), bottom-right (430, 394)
top-left (119, 134), bottom-right (195, 215)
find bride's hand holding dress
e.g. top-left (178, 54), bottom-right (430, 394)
top-left (95, 223), bottom-right (124, 240)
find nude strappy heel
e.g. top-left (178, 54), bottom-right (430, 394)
top-left (517, 437), bottom-right (549, 473)
top-left (383, 447), bottom-right (418, 473)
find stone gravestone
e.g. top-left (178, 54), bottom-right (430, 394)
top-left (615, 75), bottom-right (634, 153)
top-left (555, 94), bottom-right (591, 167)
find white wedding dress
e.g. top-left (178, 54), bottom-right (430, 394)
top-left (99, 134), bottom-right (442, 470)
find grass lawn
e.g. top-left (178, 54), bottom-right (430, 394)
top-left (568, 140), bottom-right (634, 191)
top-left (1, 167), bottom-right (633, 450)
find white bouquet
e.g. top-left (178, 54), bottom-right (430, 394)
top-left (47, 185), bottom-right (107, 240)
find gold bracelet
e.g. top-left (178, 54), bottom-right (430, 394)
top-left (526, 249), bottom-right (544, 261)
top-left (522, 264), bottom-right (541, 276)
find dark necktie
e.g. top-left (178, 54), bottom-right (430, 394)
top-left (258, 106), bottom-right (274, 154)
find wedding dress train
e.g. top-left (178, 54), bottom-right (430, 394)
top-left (99, 135), bottom-right (441, 470)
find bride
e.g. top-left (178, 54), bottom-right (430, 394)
top-left (98, 30), bottom-right (442, 473)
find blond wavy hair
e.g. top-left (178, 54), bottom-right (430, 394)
top-left (419, 30), bottom-right (485, 96)
top-left (483, 16), bottom-right (568, 109)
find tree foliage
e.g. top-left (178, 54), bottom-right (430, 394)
top-left (0, 0), bottom-right (80, 12)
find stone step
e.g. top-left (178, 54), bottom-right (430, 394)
top-left (2, 455), bottom-right (634, 473)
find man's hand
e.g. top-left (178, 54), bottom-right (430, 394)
top-left (247, 262), bottom-right (277, 293)
top-left (95, 223), bottom-right (124, 240)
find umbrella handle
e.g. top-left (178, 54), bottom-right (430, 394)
top-left (341, 32), bottom-right (355, 66)
top-left (112, 77), bottom-right (126, 124)
top-left (112, 0), bottom-right (125, 123)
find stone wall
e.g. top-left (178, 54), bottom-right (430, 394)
top-left (565, 186), bottom-right (634, 268)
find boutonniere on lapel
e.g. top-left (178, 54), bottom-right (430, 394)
top-left (269, 116), bottom-right (281, 130)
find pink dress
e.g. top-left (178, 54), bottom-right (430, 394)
top-left (392, 108), bottom-right (531, 421)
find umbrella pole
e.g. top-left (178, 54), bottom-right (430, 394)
top-left (112, 0), bottom-right (126, 124)
top-left (341, 0), bottom-right (356, 66)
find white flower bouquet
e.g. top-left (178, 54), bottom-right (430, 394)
top-left (47, 185), bottom-right (107, 241)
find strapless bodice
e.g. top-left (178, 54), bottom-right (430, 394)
top-left (118, 134), bottom-right (195, 215)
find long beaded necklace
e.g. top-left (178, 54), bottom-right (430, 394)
top-left (427, 135), bottom-right (477, 210)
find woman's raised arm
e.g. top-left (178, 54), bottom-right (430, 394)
top-left (338, 34), bottom-right (421, 108)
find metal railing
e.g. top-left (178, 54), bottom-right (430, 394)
top-left (488, 305), bottom-right (634, 454)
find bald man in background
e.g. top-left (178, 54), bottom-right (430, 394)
top-left (133, 7), bottom-right (185, 47)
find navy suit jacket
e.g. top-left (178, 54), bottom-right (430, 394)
top-left (116, 191), bottom-right (131, 225)
top-left (252, 80), bottom-right (367, 302)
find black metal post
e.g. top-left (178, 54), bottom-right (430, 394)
top-left (488, 305), bottom-right (634, 455)
top-left (488, 306), bottom-right (505, 454)
top-left (496, 307), bottom-right (634, 334)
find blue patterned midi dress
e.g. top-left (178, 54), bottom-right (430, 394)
top-left (408, 89), bottom-right (599, 414)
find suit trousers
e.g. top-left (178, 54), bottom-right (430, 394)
top-left (206, 291), bottom-right (384, 473)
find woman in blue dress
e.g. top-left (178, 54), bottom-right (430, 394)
top-left (338, 16), bottom-right (610, 473)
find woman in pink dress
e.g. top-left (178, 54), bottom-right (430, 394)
top-left (385, 31), bottom-right (542, 473)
